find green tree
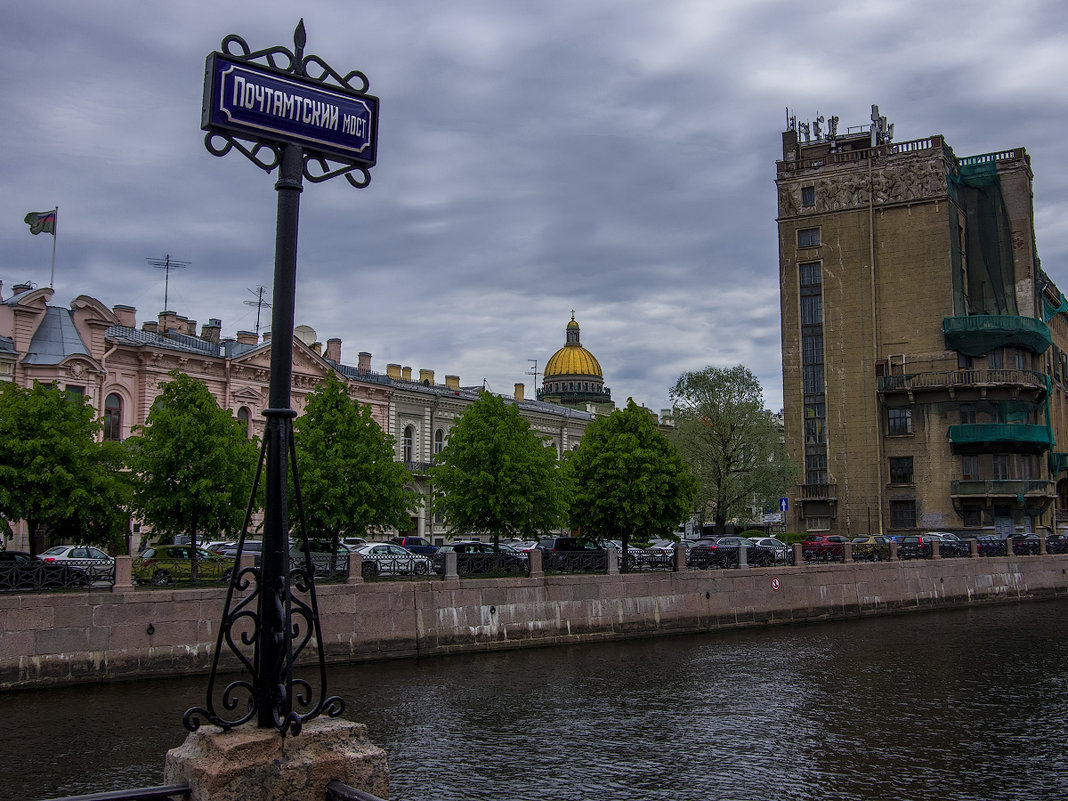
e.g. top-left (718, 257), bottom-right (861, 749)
top-left (127, 371), bottom-right (258, 577)
top-left (670, 365), bottom-right (797, 536)
top-left (0, 381), bottom-right (131, 556)
top-left (294, 371), bottom-right (417, 554)
top-left (567, 399), bottom-right (696, 569)
top-left (430, 392), bottom-right (570, 548)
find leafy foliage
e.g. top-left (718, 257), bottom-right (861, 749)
top-left (294, 371), bottom-right (417, 542)
top-left (567, 399), bottom-right (696, 563)
top-left (670, 365), bottom-right (797, 536)
top-left (127, 371), bottom-right (259, 549)
top-left (0, 381), bottom-right (131, 555)
top-left (430, 392), bottom-right (570, 546)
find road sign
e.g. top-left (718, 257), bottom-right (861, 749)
top-left (771, 578), bottom-right (781, 591)
top-left (779, 497), bottom-right (789, 512)
top-left (203, 53), bottom-right (379, 166)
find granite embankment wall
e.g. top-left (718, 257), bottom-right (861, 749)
top-left (2, 554), bottom-right (1067, 689)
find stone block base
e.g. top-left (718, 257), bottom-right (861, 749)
top-left (164, 717), bottom-right (389, 801)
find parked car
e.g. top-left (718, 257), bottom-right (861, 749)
top-left (688, 537), bottom-right (776, 568)
top-left (1009, 533), bottom-right (1041, 555)
top-left (289, 540), bottom-right (352, 577)
top-left (849, 535), bottom-right (891, 562)
top-left (1046, 534), bottom-right (1068, 554)
top-left (433, 540), bottom-right (526, 574)
top-left (38, 545), bottom-right (115, 583)
top-left (535, 537), bottom-right (607, 572)
top-left (922, 532), bottom-right (970, 558)
top-left (975, 535), bottom-right (1008, 557)
top-left (354, 543), bottom-right (434, 578)
top-left (389, 536), bottom-right (439, 555)
top-left (133, 545), bottom-right (230, 585)
top-left (751, 537), bottom-right (790, 563)
top-left (800, 534), bottom-right (849, 562)
top-left (0, 550), bottom-right (91, 590)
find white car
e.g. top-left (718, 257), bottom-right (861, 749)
top-left (354, 543), bottom-right (433, 578)
top-left (38, 545), bottom-right (115, 583)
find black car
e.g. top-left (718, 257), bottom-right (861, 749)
top-left (535, 537), bottom-right (607, 572)
top-left (1046, 534), bottom-right (1068, 555)
top-left (975, 535), bottom-right (1008, 557)
top-left (1008, 533), bottom-right (1040, 556)
top-left (433, 541), bottom-right (526, 575)
top-left (0, 551), bottom-right (90, 591)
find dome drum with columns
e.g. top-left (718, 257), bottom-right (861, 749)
top-left (537, 313), bottom-right (614, 414)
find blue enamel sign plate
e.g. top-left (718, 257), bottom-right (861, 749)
top-left (202, 53), bottom-right (378, 166)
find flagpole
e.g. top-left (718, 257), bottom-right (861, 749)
top-left (49, 207), bottom-right (58, 289)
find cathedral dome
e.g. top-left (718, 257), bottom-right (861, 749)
top-left (544, 314), bottom-right (602, 379)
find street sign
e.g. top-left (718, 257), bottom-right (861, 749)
top-left (202, 53), bottom-right (379, 166)
top-left (779, 497), bottom-right (789, 512)
top-left (771, 577), bottom-right (781, 591)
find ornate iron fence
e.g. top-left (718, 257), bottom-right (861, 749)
top-left (543, 550), bottom-right (608, 573)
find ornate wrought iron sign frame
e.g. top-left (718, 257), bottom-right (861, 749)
top-left (185, 20), bottom-right (373, 738)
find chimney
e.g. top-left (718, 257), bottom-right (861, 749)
top-left (325, 338), bottom-right (342, 362)
top-left (514, 383), bottom-right (525, 402)
top-left (386, 363), bottom-right (402, 380)
top-left (262, 331), bottom-right (271, 343)
top-left (358, 351), bottom-right (371, 374)
top-left (184, 318), bottom-right (196, 336)
top-left (12, 282), bottom-right (33, 295)
top-left (237, 330), bottom-right (258, 345)
top-left (143, 321), bottom-right (158, 334)
top-left (113, 305), bottom-right (136, 328)
top-left (158, 311), bottom-right (179, 334)
top-left (200, 318), bottom-right (221, 345)
top-left (402, 366), bottom-right (412, 382)
top-left (419, 369), bottom-right (435, 386)
top-left (445, 375), bottom-right (460, 390)
top-left (311, 341), bottom-right (322, 355)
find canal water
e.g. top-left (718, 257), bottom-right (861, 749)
top-left (5, 599), bottom-right (1068, 801)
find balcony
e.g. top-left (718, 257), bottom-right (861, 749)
top-left (943, 315), bottom-right (1051, 356)
top-left (404, 461), bottom-right (432, 475)
top-left (947, 423), bottom-right (1054, 455)
top-left (878, 369), bottom-right (1048, 398)
top-left (796, 483), bottom-right (837, 501)
top-left (951, 479), bottom-right (1055, 500)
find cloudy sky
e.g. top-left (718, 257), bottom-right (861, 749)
top-left (3, 1), bottom-right (1067, 415)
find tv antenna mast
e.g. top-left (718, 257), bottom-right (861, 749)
top-left (145, 254), bottom-right (190, 311)
top-left (244, 285), bottom-right (273, 336)
top-left (527, 358), bottom-right (540, 392)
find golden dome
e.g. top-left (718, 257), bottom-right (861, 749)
top-left (544, 313), bottom-right (603, 379)
top-left (545, 344), bottom-right (602, 378)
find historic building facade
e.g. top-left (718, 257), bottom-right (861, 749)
top-left (1, 283), bottom-right (593, 547)
top-left (777, 112), bottom-right (1068, 538)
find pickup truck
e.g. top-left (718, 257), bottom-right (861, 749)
top-left (389, 536), bottom-right (439, 555)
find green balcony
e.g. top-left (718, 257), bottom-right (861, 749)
top-left (950, 479), bottom-right (1055, 499)
top-left (948, 423), bottom-right (1054, 455)
top-left (943, 315), bottom-right (1051, 356)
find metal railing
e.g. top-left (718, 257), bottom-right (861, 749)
top-left (877, 368), bottom-right (1048, 394)
top-left (38, 784), bottom-right (190, 801)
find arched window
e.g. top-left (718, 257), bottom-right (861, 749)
top-left (103, 393), bottom-right (122, 441)
top-left (237, 406), bottom-right (251, 437)
top-left (403, 426), bottom-right (414, 463)
top-left (434, 428), bottom-right (444, 455)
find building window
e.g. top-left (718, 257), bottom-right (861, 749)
top-left (799, 261), bottom-right (822, 286)
top-left (802, 365), bottom-right (825, 394)
top-left (959, 404), bottom-right (977, 425)
top-left (798, 227), bottom-right (821, 248)
top-left (237, 406), bottom-right (251, 437)
top-left (403, 426), bottom-right (414, 463)
top-left (962, 455), bottom-right (979, 481)
top-left (800, 295), bottom-right (822, 325)
top-left (801, 186), bottom-right (815, 207)
top-left (887, 407), bottom-right (912, 435)
top-left (962, 505), bottom-right (982, 528)
top-left (805, 453), bottom-right (827, 485)
top-left (992, 454), bottom-right (1009, 481)
top-left (806, 517), bottom-right (831, 532)
top-left (434, 428), bottom-right (444, 455)
top-left (804, 417), bottom-right (825, 445)
top-left (989, 349), bottom-right (1004, 370)
top-left (889, 500), bottom-right (917, 529)
top-left (103, 393), bottom-right (122, 441)
top-left (889, 456), bottom-right (914, 485)
top-left (958, 353), bottom-right (973, 370)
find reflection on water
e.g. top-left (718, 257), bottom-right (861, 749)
top-left (4, 600), bottom-right (1068, 801)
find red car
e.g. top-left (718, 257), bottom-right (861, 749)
top-left (801, 534), bottom-right (849, 562)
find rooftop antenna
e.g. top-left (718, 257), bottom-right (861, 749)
top-left (527, 358), bottom-right (540, 396)
top-left (244, 285), bottom-right (273, 336)
top-left (145, 254), bottom-right (190, 311)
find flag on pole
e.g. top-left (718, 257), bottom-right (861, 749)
top-left (24, 209), bottom-right (57, 236)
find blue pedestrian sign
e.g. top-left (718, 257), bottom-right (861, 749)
top-left (779, 497), bottom-right (789, 512)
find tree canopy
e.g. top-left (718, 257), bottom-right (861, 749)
top-left (430, 392), bottom-right (570, 546)
top-left (294, 370), bottom-right (417, 543)
top-left (0, 381), bottom-right (131, 555)
top-left (669, 365), bottom-right (796, 535)
top-left (126, 371), bottom-right (259, 553)
top-left (567, 399), bottom-right (695, 565)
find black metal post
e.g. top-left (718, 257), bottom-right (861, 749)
top-left (255, 142), bottom-right (304, 728)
